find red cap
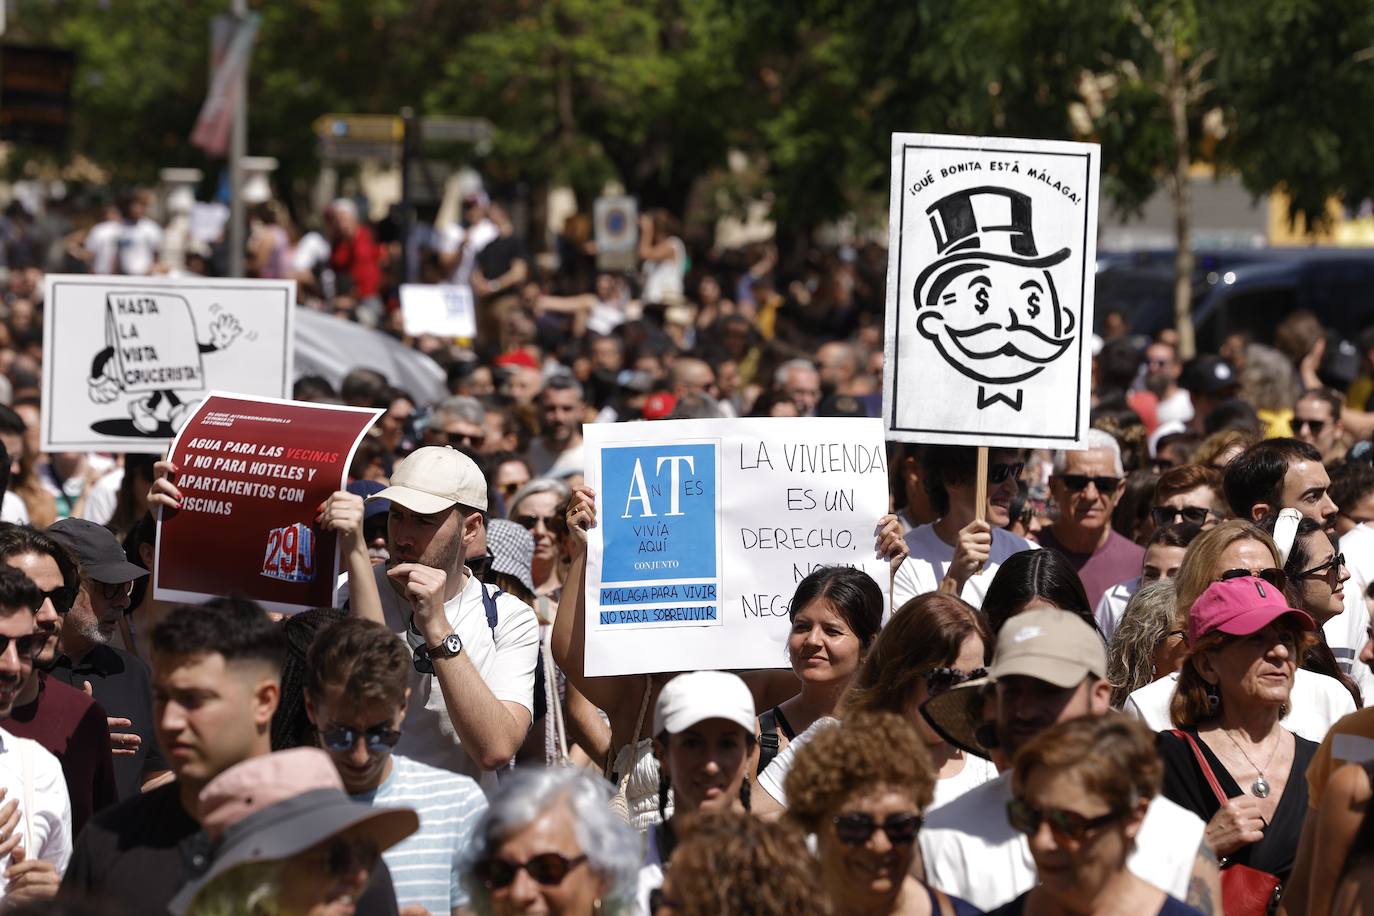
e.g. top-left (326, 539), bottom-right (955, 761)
top-left (1188, 576), bottom-right (1315, 645)
top-left (642, 392), bottom-right (677, 420)
top-left (494, 350), bottom-right (539, 370)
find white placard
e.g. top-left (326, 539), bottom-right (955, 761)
top-left (399, 283), bottom-right (477, 338)
top-left (583, 417), bottom-right (891, 676)
top-left (42, 274), bottom-right (295, 453)
top-left (883, 133), bottom-right (1100, 448)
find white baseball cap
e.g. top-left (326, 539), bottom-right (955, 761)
top-left (370, 446), bottom-right (488, 515)
top-left (653, 671), bottom-right (755, 736)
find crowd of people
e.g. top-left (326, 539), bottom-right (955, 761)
top-left (0, 178), bottom-right (1370, 915)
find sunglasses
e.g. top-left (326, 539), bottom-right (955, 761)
top-left (0, 633), bottom-right (43, 661)
top-left (1298, 552), bottom-right (1344, 582)
top-left (436, 431), bottom-right (481, 448)
top-left (1007, 797), bottom-right (1121, 843)
top-left (1293, 418), bottom-right (1326, 435)
top-left (1149, 505), bottom-right (1217, 528)
top-left (38, 586), bottom-right (77, 615)
top-left (90, 580), bottom-right (135, 600)
top-left (924, 667), bottom-right (987, 696)
top-left (832, 811), bottom-right (923, 847)
top-left (515, 514), bottom-right (566, 534)
top-left (300, 838), bottom-right (380, 880)
top-left (1057, 475), bottom-right (1122, 494)
top-left (1219, 567), bottom-right (1287, 592)
top-left (320, 723), bottom-right (402, 754)
top-left (989, 461), bottom-right (1024, 484)
top-left (474, 853), bottom-right (588, 890)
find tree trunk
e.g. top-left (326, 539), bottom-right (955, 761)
top-left (1166, 40), bottom-right (1197, 359)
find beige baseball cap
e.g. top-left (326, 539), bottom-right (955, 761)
top-left (369, 446), bottom-right (488, 515)
top-left (990, 609), bottom-right (1107, 688)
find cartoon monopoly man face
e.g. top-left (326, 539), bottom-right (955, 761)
top-left (913, 187), bottom-right (1076, 411)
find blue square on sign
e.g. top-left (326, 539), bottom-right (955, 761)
top-left (601, 443), bottom-right (717, 583)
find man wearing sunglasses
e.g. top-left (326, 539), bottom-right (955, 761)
top-left (919, 609), bottom-right (1218, 913)
top-left (891, 444), bottom-right (1038, 612)
top-left (42, 518), bottom-right (168, 800)
top-left (1037, 429), bottom-right (1145, 607)
top-left (306, 617), bottom-right (487, 916)
top-left (1151, 464), bottom-right (1228, 536)
top-left (0, 566), bottom-right (72, 904)
top-left (1291, 388), bottom-right (1345, 464)
top-left (422, 395), bottom-right (487, 454)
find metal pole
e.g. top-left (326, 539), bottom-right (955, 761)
top-left (400, 106), bottom-right (416, 284)
top-left (228, 0), bottom-right (247, 278)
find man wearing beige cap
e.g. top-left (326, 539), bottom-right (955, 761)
top-left (322, 446), bottom-right (539, 786)
top-left (918, 609), bottom-right (1219, 913)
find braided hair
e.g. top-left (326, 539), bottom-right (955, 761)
top-left (270, 606), bottom-right (348, 751)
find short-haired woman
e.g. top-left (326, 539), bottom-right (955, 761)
top-left (995, 713), bottom-right (1202, 915)
top-left (785, 712), bottom-right (981, 916)
top-left (1157, 576), bottom-right (1319, 889)
top-left (462, 767), bottom-right (639, 916)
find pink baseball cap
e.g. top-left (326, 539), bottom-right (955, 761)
top-left (1188, 576), bottom-right (1315, 644)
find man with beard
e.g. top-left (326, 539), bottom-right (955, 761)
top-left (0, 526), bottom-right (115, 835)
top-left (919, 610), bottom-right (1219, 913)
top-left (43, 518), bottom-right (168, 798)
top-left (319, 446), bottom-right (539, 787)
top-left (1145, 340), bottom-right (1194, 427)
top-left (526, 375), bottom-right (586, 478)
top-left (0, 565), bottom-right (70, 904)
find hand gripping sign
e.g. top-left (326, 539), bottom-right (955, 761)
top-left (883, 133), bottom-right (1100, 449)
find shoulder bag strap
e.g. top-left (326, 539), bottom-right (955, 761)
top-left (1169, 729), bottom-right (1228, 806)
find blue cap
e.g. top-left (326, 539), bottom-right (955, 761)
top-left (347, 480), bottom-right (390, 521)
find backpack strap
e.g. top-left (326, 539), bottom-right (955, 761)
top-left (480, 582), bottom-right (504, 634)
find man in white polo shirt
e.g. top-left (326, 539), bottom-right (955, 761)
top-left (326, 446), bottom-right (539, 787)
top-left (920, 610), bottom-right (1220, 914)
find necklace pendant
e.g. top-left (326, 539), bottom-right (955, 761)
top-left (1251, 776), bottom-right (1271, 799)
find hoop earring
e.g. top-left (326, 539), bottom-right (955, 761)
top-left (1206, 684), bottom-right (1221, 715)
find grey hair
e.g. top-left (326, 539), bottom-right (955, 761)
top-left (460, 768), bottom-right (640, 916)
top-left (542, 373), bottom-right (585, 402)
top-left (1107, 579), bottom-right (1178, 708)
top-left (509, 477), bottom-right (571, 517)
top-left (1053, 428), bottom-right (1124, 476)
top-left (1241, 343), bottom-right (1299, 412)
top-left (773, 358), bottom-right (818, 387)
top-left (330, 197), bottom-right (358, 220)
top-left (432, 395), bottom-right (487, 427)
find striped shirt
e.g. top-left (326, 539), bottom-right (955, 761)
top-left (352, 754), bottom-right (487, 912)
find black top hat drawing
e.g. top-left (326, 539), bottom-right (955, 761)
top-left (912, 186), bottom-right (1071, 304)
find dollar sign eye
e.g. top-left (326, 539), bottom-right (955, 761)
top-left (1026, 291), bottom-right (1040, 318)
top-left (975, 286), bottom-right (990, 314)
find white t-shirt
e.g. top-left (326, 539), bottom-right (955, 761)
top-left (1155, 388), bottom-right (1195, 427)
top-left (920, 771), bottom-right (1203, 911)
top-left (1122, 668), bottom-right (1357, 743)
top-left (438, 220), bottom-right (499, 286)
top-left (1095, 577), bottom-right (1140, 645)
top-left (757, 716), bottom-right (996, 813)
top-left (892, 524), bottom-right (1039, 615)
top-left (1338, 525), bottom-right (1374, 706)
top-left (0, 726), bottom-right (70, 896)
top-left (641, 237), bottom-right (686, 305)
top-left (355, 568), bottom-right (540, 788)
top-left (0, 492), bottom-right (28, 526)
top-left (85, 218), bottom-right (163, 275)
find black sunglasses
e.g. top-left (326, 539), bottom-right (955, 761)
top-left (516, 514), bottom-right (566, 534)
top-left (436, 430), bottom-right (482, 448)
top-left (474, 853), bottom-right (588, 889)
top-left (0, 633), bottom-right (43, 661)
top-left (832, 811), bottom-right (923, 847)
top-left (1057, 474), bottom-right (1122, 493)
top-left (412, 644), bottom-right (436, 675)
top-left (1293, 418), bottom-right (1326, 435)
top-left (1219, 567), bottom-right (1287, 592)
top-left (38, 586), bottom-right (77, 615)
top-left (1149, 505), bottom-right (1216, 528)
top-left (1007, 797), bottom-right (1122, 842)
top-left (320, 723), bottom-right (402, 754)
top-left (90, 580), bottom-right (135, 600)
top-left (924, 667), bottom-right (987, 696)
top-left (989, 461), bottom-right (1024, 484)
top-left (1298, 552), bottom-right (1344, 582)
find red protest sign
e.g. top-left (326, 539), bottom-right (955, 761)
top-left (154, 391), bottom-right (382, 613)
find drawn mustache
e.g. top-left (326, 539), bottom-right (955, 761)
top-left (944, 320), bottom-right (1072, 364)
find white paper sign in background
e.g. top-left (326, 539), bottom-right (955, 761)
top-left (42, 274), bottom-right (295, 453)
top-left (882, 133), bottom-right (1100, 449)
top-left (399, 283), bottom-right (477, 339)
top-left (583, 417), bottom-right (891, 677)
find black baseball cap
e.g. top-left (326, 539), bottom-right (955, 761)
top-left (47, 518), bottom-right (149, 584)
top-left (1180, 355), bottom-right (1239, 395)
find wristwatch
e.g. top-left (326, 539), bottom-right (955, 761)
top-left (426, 632), bottom-right (464, 661)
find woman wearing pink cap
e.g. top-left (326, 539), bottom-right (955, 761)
top-left (1156, 573), bottom-right (1319, 901)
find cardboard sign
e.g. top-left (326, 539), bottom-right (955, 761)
top-left (42, 275), bottom-right (295, 453)
top-left (594, 195), bottom-right (638, 273)
top-left (882, 133), bottom-right (1100, 448)
top-left (583, 417), bottom-right (891, 676)
top-left (154, 392), bottom-right (381, 613)
top-left (399, 283), bottom-right (477, 338)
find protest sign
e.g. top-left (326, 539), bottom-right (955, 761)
top-left (583, 417), bottom-right (891, 676)
top-left (883, 133), bottom-right (1100, 449)
top-left (399, 283), bottom-right (477, 338)
top-left (154, 391), bottom-right (381, 613)
top-left (42, 274), bottom-right (295, 453)
top-left (594, 195), bottom-right (638, 273)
